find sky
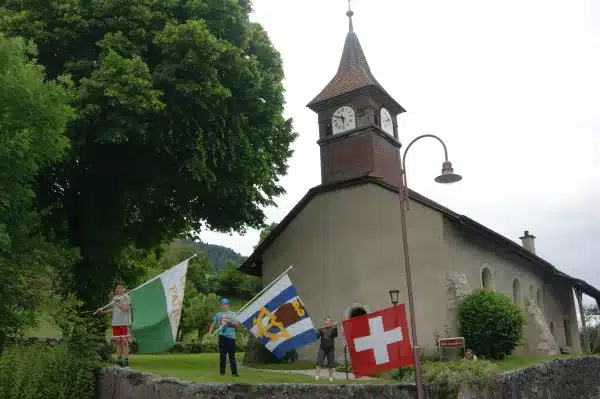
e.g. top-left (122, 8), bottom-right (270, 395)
top-left (200, 0), bottom-right (600, 304)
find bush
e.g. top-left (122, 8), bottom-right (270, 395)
top-left (421, 360), bottom-right (500, 398)
top-left (335, 363), bottom-right (351, 373)
top-left (458, 289), bottom-right (525, 360)
top-left (0, 306), bottom-right (100, 399)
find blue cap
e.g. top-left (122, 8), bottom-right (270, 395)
top-left (220, 298), bottom-right (229, 304)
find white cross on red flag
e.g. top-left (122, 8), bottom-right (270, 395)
top-left (342, 304), bottom-right (414, 377)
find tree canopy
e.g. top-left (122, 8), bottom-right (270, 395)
top-left (0, 33), bottom-right (78, 344)
top-left (0, 0), bottom-right (297, 307)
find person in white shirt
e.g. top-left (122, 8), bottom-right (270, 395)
top-left (95, 282), bottom-right (132, 367)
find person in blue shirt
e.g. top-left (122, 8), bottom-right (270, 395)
top-left (208, 298), bottom-right (239, 376)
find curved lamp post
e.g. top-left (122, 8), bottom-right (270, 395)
top-left (398, 134), bottom-right (462, 399)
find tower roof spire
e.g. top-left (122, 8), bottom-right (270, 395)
top-left (347, 0), bottom-right (354, 32)
top-left (307, 4), bottom-right (404, 114)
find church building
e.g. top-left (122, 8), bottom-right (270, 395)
top-left (240, 8), bottom-right (600, 362)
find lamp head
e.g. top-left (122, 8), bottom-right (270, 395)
top-left (389, 289), bottom-right (400, 306)
top-left (434, 161), bottom-right (462, 184)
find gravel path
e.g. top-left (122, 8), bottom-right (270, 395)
top-left (245, 367), bottom-right (375, 381)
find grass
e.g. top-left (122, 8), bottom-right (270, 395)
top-left (127, 353), bottom-right (395, 384)
top-left (492, 354), bottom-right (583, 372)
top-left (123, 353), bottom-right (590, 385)
top-left (25, 312), bottom-right (61, 337)
top-left (249, 360), bottom-right (316, 370)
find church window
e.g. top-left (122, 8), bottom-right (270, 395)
top-left (563, 319), bottom-right (572, 346)
top-left (549, 321), bottom-right (555, 338)
top-left (536, 288), bottom-right (543, 307)
top-left (481, 267), bottom-right (494, 290)
top-left (512, 278), bottom-right (522, 304)
top-left (529, 285), bottom-right (533, 299)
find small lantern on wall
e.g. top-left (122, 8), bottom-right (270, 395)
top-left (389, 289), bottom-right (400, 306)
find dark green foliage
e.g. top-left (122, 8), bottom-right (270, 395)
top-left (0, 0), bottom-right (297, 310)
top-left (582, 304), bottom-right (600, 353)
top-left (214, 260), bottom-right (262, 299)
top-left (255, 222), bottom-right (278, 249)
top-left (458, 289), bottom-right (526, 360)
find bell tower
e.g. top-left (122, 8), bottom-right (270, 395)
top-left (307, 6), bottom-right (406, 188)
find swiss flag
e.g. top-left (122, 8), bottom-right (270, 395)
top-left (342, 304), bottom-right (413, 377)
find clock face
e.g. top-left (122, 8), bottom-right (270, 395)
top-left (332, 106), bottom-right (356, 134)
top-left (380, 108), bottom-right (394, 135)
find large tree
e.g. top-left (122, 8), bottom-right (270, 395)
top-left (0, 33), bottom-right (77, 346)
top-left (0, 0), bottom-right (297, 308)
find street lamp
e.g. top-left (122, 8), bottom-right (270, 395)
top-left (389, 289), bottom-right (400, 306)
top-left (398, 133), bottom-right (462, 399)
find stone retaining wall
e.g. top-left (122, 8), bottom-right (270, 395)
top-left (480, 356), bottom-right (600, 399)
top-left (97, 356), bottom-right (600, 399)
top-left (96, 367), bottom-right (441, 399)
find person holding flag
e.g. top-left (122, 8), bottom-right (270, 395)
top-left (94, 256), bottom-right (193, 358)
top-left (207, 298), bottom-right (240, 377)
top-left (95, 281), bottom-right (132, 367)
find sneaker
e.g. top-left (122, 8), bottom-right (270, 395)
top-left (123, 359), bottom-right (129, 368)
top-left (315, 375), bottom-right (320, 381)
top-left (233, 374), bottom-right (239, 377)
top-left (329, 377), bottom-right (333, 382)
top-left (116, 359), bottom-right (123, 367)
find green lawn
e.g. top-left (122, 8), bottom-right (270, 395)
top-left (492, 354), bottom-right (583, 372)
top-left (25, 312), bottom-right (61, 337)
top-left (123, 353), bottom-right (590, 385)
top-left (127, 353), bottom-right (394, 384)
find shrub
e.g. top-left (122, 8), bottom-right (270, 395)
top-left (421, 360), bottom-right (500, 398)
top-left (0, 314), bottom-right (100, 399)
top-left (335, 363), bottom-right (352, 373)
top-left (458, 289), bottom-right (525, 360)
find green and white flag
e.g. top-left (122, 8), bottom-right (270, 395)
top-left (130, 257), bottom-right (191, 353)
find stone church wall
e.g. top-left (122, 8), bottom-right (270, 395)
top-left (442, 219), bottom-right (581, 355)
top-left (96, 356), bottom-right (600, 399)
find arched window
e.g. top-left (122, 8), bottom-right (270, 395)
top-left (481, 267), bottom-right (494, 290)
top-left (512, 279), bottom-right (522, 304)
top-left (563, 319), bottom-right (572, 346)
top-left (549, 321), bottom-right (555, 338)
top-left (529, 285), bottom-right (533, 300)
top-left (349, 307), bottom-right (367, 318)
top-left (536, 288), bottom-right (543, 307)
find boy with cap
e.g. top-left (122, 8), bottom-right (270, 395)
top-left (208, 298), bottom-right (240, 376)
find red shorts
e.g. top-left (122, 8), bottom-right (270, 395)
top-left (112, 325), bottom-right (129, 337)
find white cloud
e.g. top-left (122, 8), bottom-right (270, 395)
top-left (200, 0), bottom-right (600, 303)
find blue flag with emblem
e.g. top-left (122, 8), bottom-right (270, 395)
top-left (235, 271), bottom-right (317, 359)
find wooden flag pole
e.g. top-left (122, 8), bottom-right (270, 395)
top-left (94, 254), bottom-right (197, 314)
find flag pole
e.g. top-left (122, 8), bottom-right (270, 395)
top-left (94, 254), bottom-right (197, 313)
top-left (202, 265), bottom-right (293, 343)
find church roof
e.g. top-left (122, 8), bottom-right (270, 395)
top-left (239, 176), bottom-right (600, 302)
top-left (306, 10), bottom-right (405, 112)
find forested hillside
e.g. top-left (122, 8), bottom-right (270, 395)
top-left (184, 240), bottom-right (247, 271)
